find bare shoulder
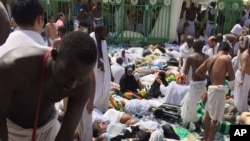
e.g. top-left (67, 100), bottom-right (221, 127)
top-left (202, 53), bottom-right (209, 59)
top-left (54, 38), bottom-right (61, 43)
top-left (0, 47), bottom-right (46, 73)
top-left (220, 54), bottom-right (231, 60)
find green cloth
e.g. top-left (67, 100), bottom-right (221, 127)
top-left (196, 101), bottom-right (231, 134)
top-left (166, 74), bottom-right (175, 83)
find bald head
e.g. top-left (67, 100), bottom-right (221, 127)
top-left (208, 36), bottom-right (217, 42)
top-left (0, 1), bottom-right (11, 45)
top-left (186, 35), bottom-right (194, 48)
top-left (208, 36), bottom-right (217, 48)
top-left (193, 39), bottom-right (204, 52)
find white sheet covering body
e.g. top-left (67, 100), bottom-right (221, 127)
top-left (181, 80), bottom-right (206, 122)
top-left (90, 32), bottom-right (111, 112)
top-left (7, 112), bottom-right (60, 141)
top-left (205, 85), bottom-right (228, 121)
top-left (160, 81), bottom-right (189, 105)
top-left (234, 70), bottom-right (250, 112)
top-left (111, 63), bottom-right (125, 84)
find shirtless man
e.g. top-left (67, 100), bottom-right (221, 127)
top-left (92, 2), bottom-right (102, 26)
top-left (196, 42), bottom-right (235, 141)
top-left (179, 36), bottom-right (194, 84)
top-left (0, 31), bottom-right (97, 141)
top-left (186, 2), bottom-right (198, 36)
top-left (234, 40), bottom-right (250, 112)
top-left (84, 0), bottom-right (95, 13)
top-left (181, 39), bottom-right (209, 132)
top-left (0, 1), bottom-right (10, 45)
top-left (45, 15), bottom-right (58, 47)
top-left (53, 26), bottom-right (66, 49)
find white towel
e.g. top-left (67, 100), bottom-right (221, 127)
top-left (234, 70), bottom-right (250, 112)
top-left (181, 80), bottom-right (207, 122)
top-left (7, 112), bottom-right (60, 141)
top-left (205, 85), bottom-right (228, 121)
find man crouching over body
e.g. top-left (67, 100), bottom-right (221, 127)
top-left (196, 42), bottom-right (235, 141)
top-left (0, 31), bottom-right (97, 141)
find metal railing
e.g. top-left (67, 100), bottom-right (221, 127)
top-left (102, 0), bottom-right (172, 46)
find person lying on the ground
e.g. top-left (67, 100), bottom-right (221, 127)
top-left (93, 111), bottom-right (181, 141)
top-left (92, 108), bottom-right (139, 140)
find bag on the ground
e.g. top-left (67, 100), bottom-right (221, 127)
top-left (162, 124), bottom-right (180, 140)
top-left (147, 80), bottom-right (162, 98)
top-left (153, 103), bottom-right (182, 124)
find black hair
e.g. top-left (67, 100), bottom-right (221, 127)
top-left (58, 26), bottom-right (66, 34)
top-left (58, 31), bottom-right (97, 65)
top-left (116, 57), bottom-right (123, 65)
top-left (193, 39), bottom-right (204, 52)
top-left (158, 71), bottom-right (168, 86)
top-left (57, 12), bottom-right (64, 19)
top-left (93, 129), bottom-right (99, 138)
top-left (218, 42), bottom-right (230, 52)
top-left (48, 15), bottom-right (54, 19)
top-left (94, 25), bottom-right (106, 34)
top-left (12, 1), bottom-right (43, 27)
top-left (216, 33), bottom-right (223, 43)
top-left (210, 2), bottom-right (216, 8)
top-left (155, 45), bottom-right (166, 53)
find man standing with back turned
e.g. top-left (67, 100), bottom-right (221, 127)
top-left (196, 42), bottom-right (235, 141)
top-left (181, 39), bottom-right (209, 132)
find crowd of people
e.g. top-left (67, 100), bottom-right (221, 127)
top-left (2, 0), bottom-right (250, 141)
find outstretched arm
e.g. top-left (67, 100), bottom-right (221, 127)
top-left (55, 78), bottom-right (92, 141)
top-left (87, 70), bottom-right (96, 113)
top-left (183, 57), bottom-right (191, 75)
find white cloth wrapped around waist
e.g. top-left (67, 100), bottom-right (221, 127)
top-left (7, 111), bottom-right (60, 141)
top-left (181, 80), bottom-right (207, 122)
top-left (206, 85), bottom-right (228, 121)
top-left (234, 70), bottom-right (250, 112)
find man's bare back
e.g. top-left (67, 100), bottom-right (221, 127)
top-left (45, 23), bottom-right (58, 40)
top-left (184, 39), bottom-right (209, 81)
top-left (196, 42), bottom-right (235, 86)
top-left (0, 47), bottom-right (91, 128)
top-left (240, 49), bottom-right (250, 75)
top-left (186, 53), bottom-right (209, 81)
top-left (207, 55), bottom-right (232, 85)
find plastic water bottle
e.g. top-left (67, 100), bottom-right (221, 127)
top-left (107, 123), bottom-right (126, 138)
